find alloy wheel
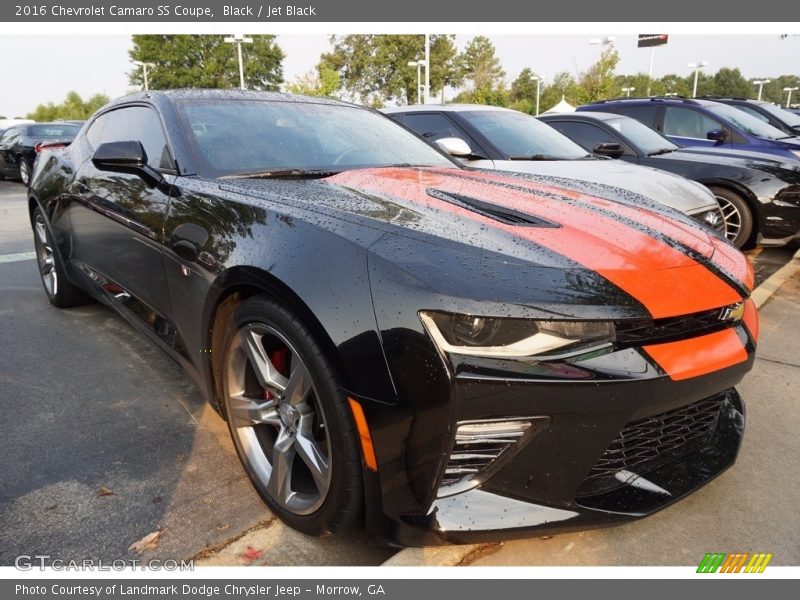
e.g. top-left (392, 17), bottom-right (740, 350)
top-left (33, 213), bottom-right (57, 298)
top-left (224, 323), bottom-right (331, 515)
top-left (715, 194), bottom-right (742, 245)
top-left (19, 160), bottom-right (30, 186)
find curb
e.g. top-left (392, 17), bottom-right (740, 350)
top-left (383, 247), bottom-right (800, 567)
top-left (751, 247), bottom-right (800, 309)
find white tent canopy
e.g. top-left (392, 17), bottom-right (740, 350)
top-left (541, 96), bottom-right (575, 115)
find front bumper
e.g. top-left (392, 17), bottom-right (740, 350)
top-left (384, 383), bottom-right (745, 546)
top-left (365, 321), bottom-right (754, 546)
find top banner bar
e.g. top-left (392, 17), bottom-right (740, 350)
top-left (3, 0), bottom-right (800, 22)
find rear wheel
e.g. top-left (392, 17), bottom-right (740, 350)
top-left (220, 295), bottom-right (363, 535)
top-left (710, 186), bottom-right (753, 249)
top-left (32, 208), bottom-right (89, 307)
top-left (18, 157), bottom-right (32, 186)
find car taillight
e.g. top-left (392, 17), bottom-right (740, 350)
top-left (35, 142), bottom-right (67, 153)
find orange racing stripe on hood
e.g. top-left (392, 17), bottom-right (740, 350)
top-left (327, 168), bottom-right (743, 318)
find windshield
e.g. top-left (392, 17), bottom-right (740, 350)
top-left (606, 117), bottom-right (678, 155)
top-left (756, 102), bottom-right (800, 127)
top-left (27, 124), bottom-right (80, 138)
top-left (461, 110), bottom-right (588, 160)
top-left (708, 103), bottom-right (789, 140)
top-left (178, 99), bottom-right (456, 178)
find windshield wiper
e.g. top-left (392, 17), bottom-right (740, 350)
top-left (648, 148), bottom-right (676, 156)
top-left (220, 169), bottom-right (340, 180)
top-left (509, 154), bottom-right (561, 160)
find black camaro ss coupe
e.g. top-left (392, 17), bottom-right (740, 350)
top-left (29, 90), bottom-right (757, 545)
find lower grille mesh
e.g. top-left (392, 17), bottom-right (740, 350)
top-left (578, 394), bottom-right (725, 496)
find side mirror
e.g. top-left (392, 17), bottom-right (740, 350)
top-left (706, 129), bottom-right (728, 143)
top-left (92, 141), bottom-right (147, 170)
top-left (593, 142), bottom-right (625, 158)
top-left (435, 137), bottom-right (473, 157)
top-left (91, 140), bottom-right (164, 186)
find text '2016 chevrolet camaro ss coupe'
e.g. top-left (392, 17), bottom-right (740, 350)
top-left (28, 91), bottom-right (758, 545)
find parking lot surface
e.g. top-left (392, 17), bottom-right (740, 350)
top-left (0, 178), bottom-right (796, 566)
top-left (0, 180), bottom-right (393, 566)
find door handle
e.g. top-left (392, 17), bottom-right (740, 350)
top-left (169, 223), bottom-right (209, 263)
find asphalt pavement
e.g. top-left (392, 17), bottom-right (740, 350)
top-left (0, 180), bottom-right (393, 566)
top-left (0, 179), bottom-right (797, 567)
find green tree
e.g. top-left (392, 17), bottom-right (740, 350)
top-left (129, 35), bottom-right (284, 91)
top-left (539, 71), bottom-right (580, 111)
top-left (27, 91), bottom-right (110, 121)
top-left (659, 73), bottom-right (692, 97)
top-left (712, 68), bottom-right (751, 97)
top-left (615, 73), bottom-right (665, 97)
top-left (319, 35), bottom-right (460, 105)
top-left (577, 48), bottom-right (620, 104)
top-left (285, 66), bottom-right (341, 97)
top-left (459, 35), bottom-right (505, 92)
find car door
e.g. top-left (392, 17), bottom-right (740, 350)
top-left (69, 104), bottom-right (177, 333)
top-left (662, 106), bottom-right (730, 148)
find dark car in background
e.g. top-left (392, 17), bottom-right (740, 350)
top-left (541, 111), bottom-right (800, 248)
top-left (578, 97), bottom-right (800, 162)
top-left (384, 104), bottom-right (725, 235)
top-left (0, 122), bottom-right (81, 185)
top-left (699, 97), bottom-right (800, 137)
top-left (28, 90), bottom-right (757, 545)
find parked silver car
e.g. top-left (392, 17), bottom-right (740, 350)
top-left (384, 104), bottom-right (725, 235)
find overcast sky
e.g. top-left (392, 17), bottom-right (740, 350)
top-left (0, 34), bottom-right (797, 118)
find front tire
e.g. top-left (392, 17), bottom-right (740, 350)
top-left (32, 208), bottom-right (89, 308)
top-left (710, 186), bottom-right (753, 249)
top-left (220, 295), bottom-right (363, 535)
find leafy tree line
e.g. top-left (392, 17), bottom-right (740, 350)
top-left (23, 35), bottom-right (800, 121)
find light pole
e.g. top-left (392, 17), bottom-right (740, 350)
top-left (224, 34), bottom-right (253, 90)
top-left (132, 60), bottom-right (155, 91)
top-left (783, 86), bottom-right (799, 108)
top-left (687, 62), bottom-right (708, 98)
top-left (424, 34), bottom-right (430, 104)
top-left (408, 60), bottom-right (426, 104)
top-left (533, 75), bottom-right (542, 116)
top-left (752, 79), bottom-right (771, 101)
top-left (621, 86), bottom-right (635, 98)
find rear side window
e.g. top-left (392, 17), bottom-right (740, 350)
top-left (615, 105), bottom-right (661, 129)
top-left (86, 106), bottom-right (173, 170)
top-left (402, 113), bottom-right (467, 142)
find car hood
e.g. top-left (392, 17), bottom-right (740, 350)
top-left (487, 158), bottom-right (718, 214)
top-left (220, 167), bottom-right (751, 319)
top-left (673, 147), bottom-right (800, 177)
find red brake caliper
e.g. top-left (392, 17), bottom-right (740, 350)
top-left (263, 348), bottom-right (291, 401)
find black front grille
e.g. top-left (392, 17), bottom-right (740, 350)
top-left (577, 394), bottom-right (726, 496)
top-left (616, 305), bottom-right (736, 346)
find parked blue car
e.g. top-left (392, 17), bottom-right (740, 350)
top-left (578, 97), bottom-right (800, 161)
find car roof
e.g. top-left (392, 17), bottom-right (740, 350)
top-left (540, 111), bottom-right (622, 122)
top-left (382, 104), bottom-right (516, 114)
top-left (103, 89), bottom-right (355, 110)
top-left (584, 97), bottom-right (719, 108)
top-left (698, 97), bottom-right (770, 106)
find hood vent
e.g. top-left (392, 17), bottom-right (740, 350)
top-left (427, 188), bottom-right (560, 228)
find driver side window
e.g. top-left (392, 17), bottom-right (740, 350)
top-left (663, 107), bottom-right (723, 139)
top-left (86, 106), bottom-right (174, 170)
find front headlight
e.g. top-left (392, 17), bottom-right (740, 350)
top-left (692, 207), bottom-right (726, 234)
top-left (419, 311), bottom-right (615, 359)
